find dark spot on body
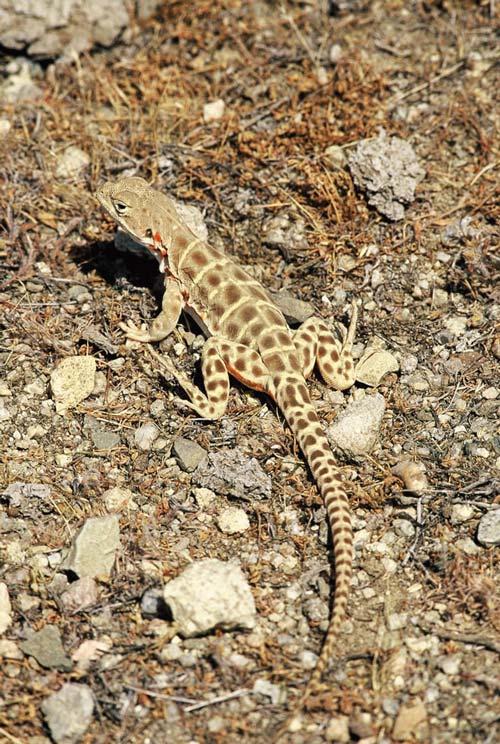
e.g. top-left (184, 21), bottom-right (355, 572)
top-left (240, 305), bottom-right (259, 324)
top-left (225, 322), bottom-right (239, 338)
top-left (206, 272), bottom-right (221, 287)
top-left (190, 250), bottom-right (209, 267)
top-left (225, 285), bottom-right (242, 305)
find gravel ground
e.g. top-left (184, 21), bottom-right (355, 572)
top-left (0, 2), bottom-right (499, 743)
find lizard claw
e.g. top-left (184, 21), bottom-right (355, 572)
top-left (119, 320), bottom-right (155, 343)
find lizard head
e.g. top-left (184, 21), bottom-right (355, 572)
top-left (96, 177), bottom-right (160, 251)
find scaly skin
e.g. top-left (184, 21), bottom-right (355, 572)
top-left (96, 176), bottom-right (357, 706)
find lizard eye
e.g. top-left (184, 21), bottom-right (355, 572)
top-left (114, 201), bottom-right (128, 215)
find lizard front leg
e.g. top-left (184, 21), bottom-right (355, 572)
top-left (293, 301), bottom-right (358, 390)
top-left (120, 276), bottom-right (184, 342)
top-left (148, 338), bottom-right (270, 420)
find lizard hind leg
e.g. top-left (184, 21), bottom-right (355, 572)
top-left (148, 337), bottom-right (270, 420)
top-left (292, 301), bottom-right (358, 391)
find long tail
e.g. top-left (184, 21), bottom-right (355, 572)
top-left (274, 376), bottom-right (353, 698)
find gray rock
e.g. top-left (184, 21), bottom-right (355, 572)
top-left (172, 437), bottom-right (207, 472)
top-left (91, 429), bottom-right (120, 450)
top-left (50, 356), bottom-right (96, 413)
top-left (477, 508), bottom-right (500, 546)
top-left (252, 678), bottom-right (286, 705)
top-left (193, 448), bottom-right (272, 501)
top-left (3, 481), bottom-right (51, 509)
top-left (20, 625), bottom-right (72, 671)
top-left (59, 577), bottom-right (98, 613)
top-left (0, 0), bottom-right (129, 59)
top-left (327, 393), bottom-right (385, 455)
top-left (42, 683), bottom-right (94, 744)
top-left (348, 129), bottom-right (425, 221)
top-left (269, 289), bottom-right (315, 324)
top-left (80, 325), bottom-right (118, 355)
top-left (61, 515), bottom-right (120, 578)
top-left (140, 587), bottom-right (166, 617)
top-left (163, 559), bottom-right (256, 637)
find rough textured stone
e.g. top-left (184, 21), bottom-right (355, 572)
top-left (477, 509), bottom-right (500, 547)
top-left (61, 515), bottom-right (120, 578)
top-left (328, 393), bottom-right (385, 455)
top-left (172, 437), bottom-right (207, 472)
top-left (50, 356), bottom-right (96, 413)
top-left (163, 559), bottom-right (256, 637)
top-left (42, 683), bottom-right (94, 744)
top-left (20, 625), bottom-right (72, 671)
top-left (193, 448), bottom-right (271, 500)
top-left (0, 0), bottom-right (129, 59)
top-left (348, 129), bottom-right (425, 220)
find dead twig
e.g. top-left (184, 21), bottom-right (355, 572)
top-left (416, 622), bottom-right (500, 654)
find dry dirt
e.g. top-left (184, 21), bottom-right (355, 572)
top-left (0, 2), bottom-right (499, 743)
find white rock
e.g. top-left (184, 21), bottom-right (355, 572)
top-left (193, 487), bottom-right (216, 508)
top-left (393, 700), bottom-right (427, 741)
top-left (252, 678), bottom-right (286, 705)
top-left (355, 348), bottom-right (399, 387)
top-left (217, 507), bottom-right (250, 534)
top-left (438, 654), bottom-right (461, 675)
top-left (50, 356), bottom-right (96, 413)
top-left (55, 146), bottom-right (90, 178)
top-left (455, 536), bottom-right (482, 555)
top-left (134, 421), bottom-right (159, 450)
top-left (482, 386), bottom-right (499, 400)
top-left (386, 612), bottom-right (409, 631)
top-left (0, 119), bottom-right (11, 136)
top-left (325, 715), bottom-right (349, 742)
top-left (102, 486), bottom-right (137, 512)
top-left (443, 315), bottom-right (467, 337)
top-left (0, 639), bottom-right (23, 659)
top-left (203, 99), bottom-right (225, 122)
top-left (449, 504), bottom-right (474, 525)
top-left (0, 583), bottom-right (13, 634)
top-left (392, 460), bottom-right (428, 494)
top-left (328, 393), bottom-right (385, 455)
top-left (163, 559), bottom-right (256, 637)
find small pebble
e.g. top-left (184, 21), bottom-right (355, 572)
top-left (217, 507), bottom-right (250, 534)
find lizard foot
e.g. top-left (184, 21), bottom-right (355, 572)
top-left (119, 320), bottom-right (157, 343)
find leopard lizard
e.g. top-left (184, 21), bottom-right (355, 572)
top-left (96, 176), bottom-right (358, 704)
